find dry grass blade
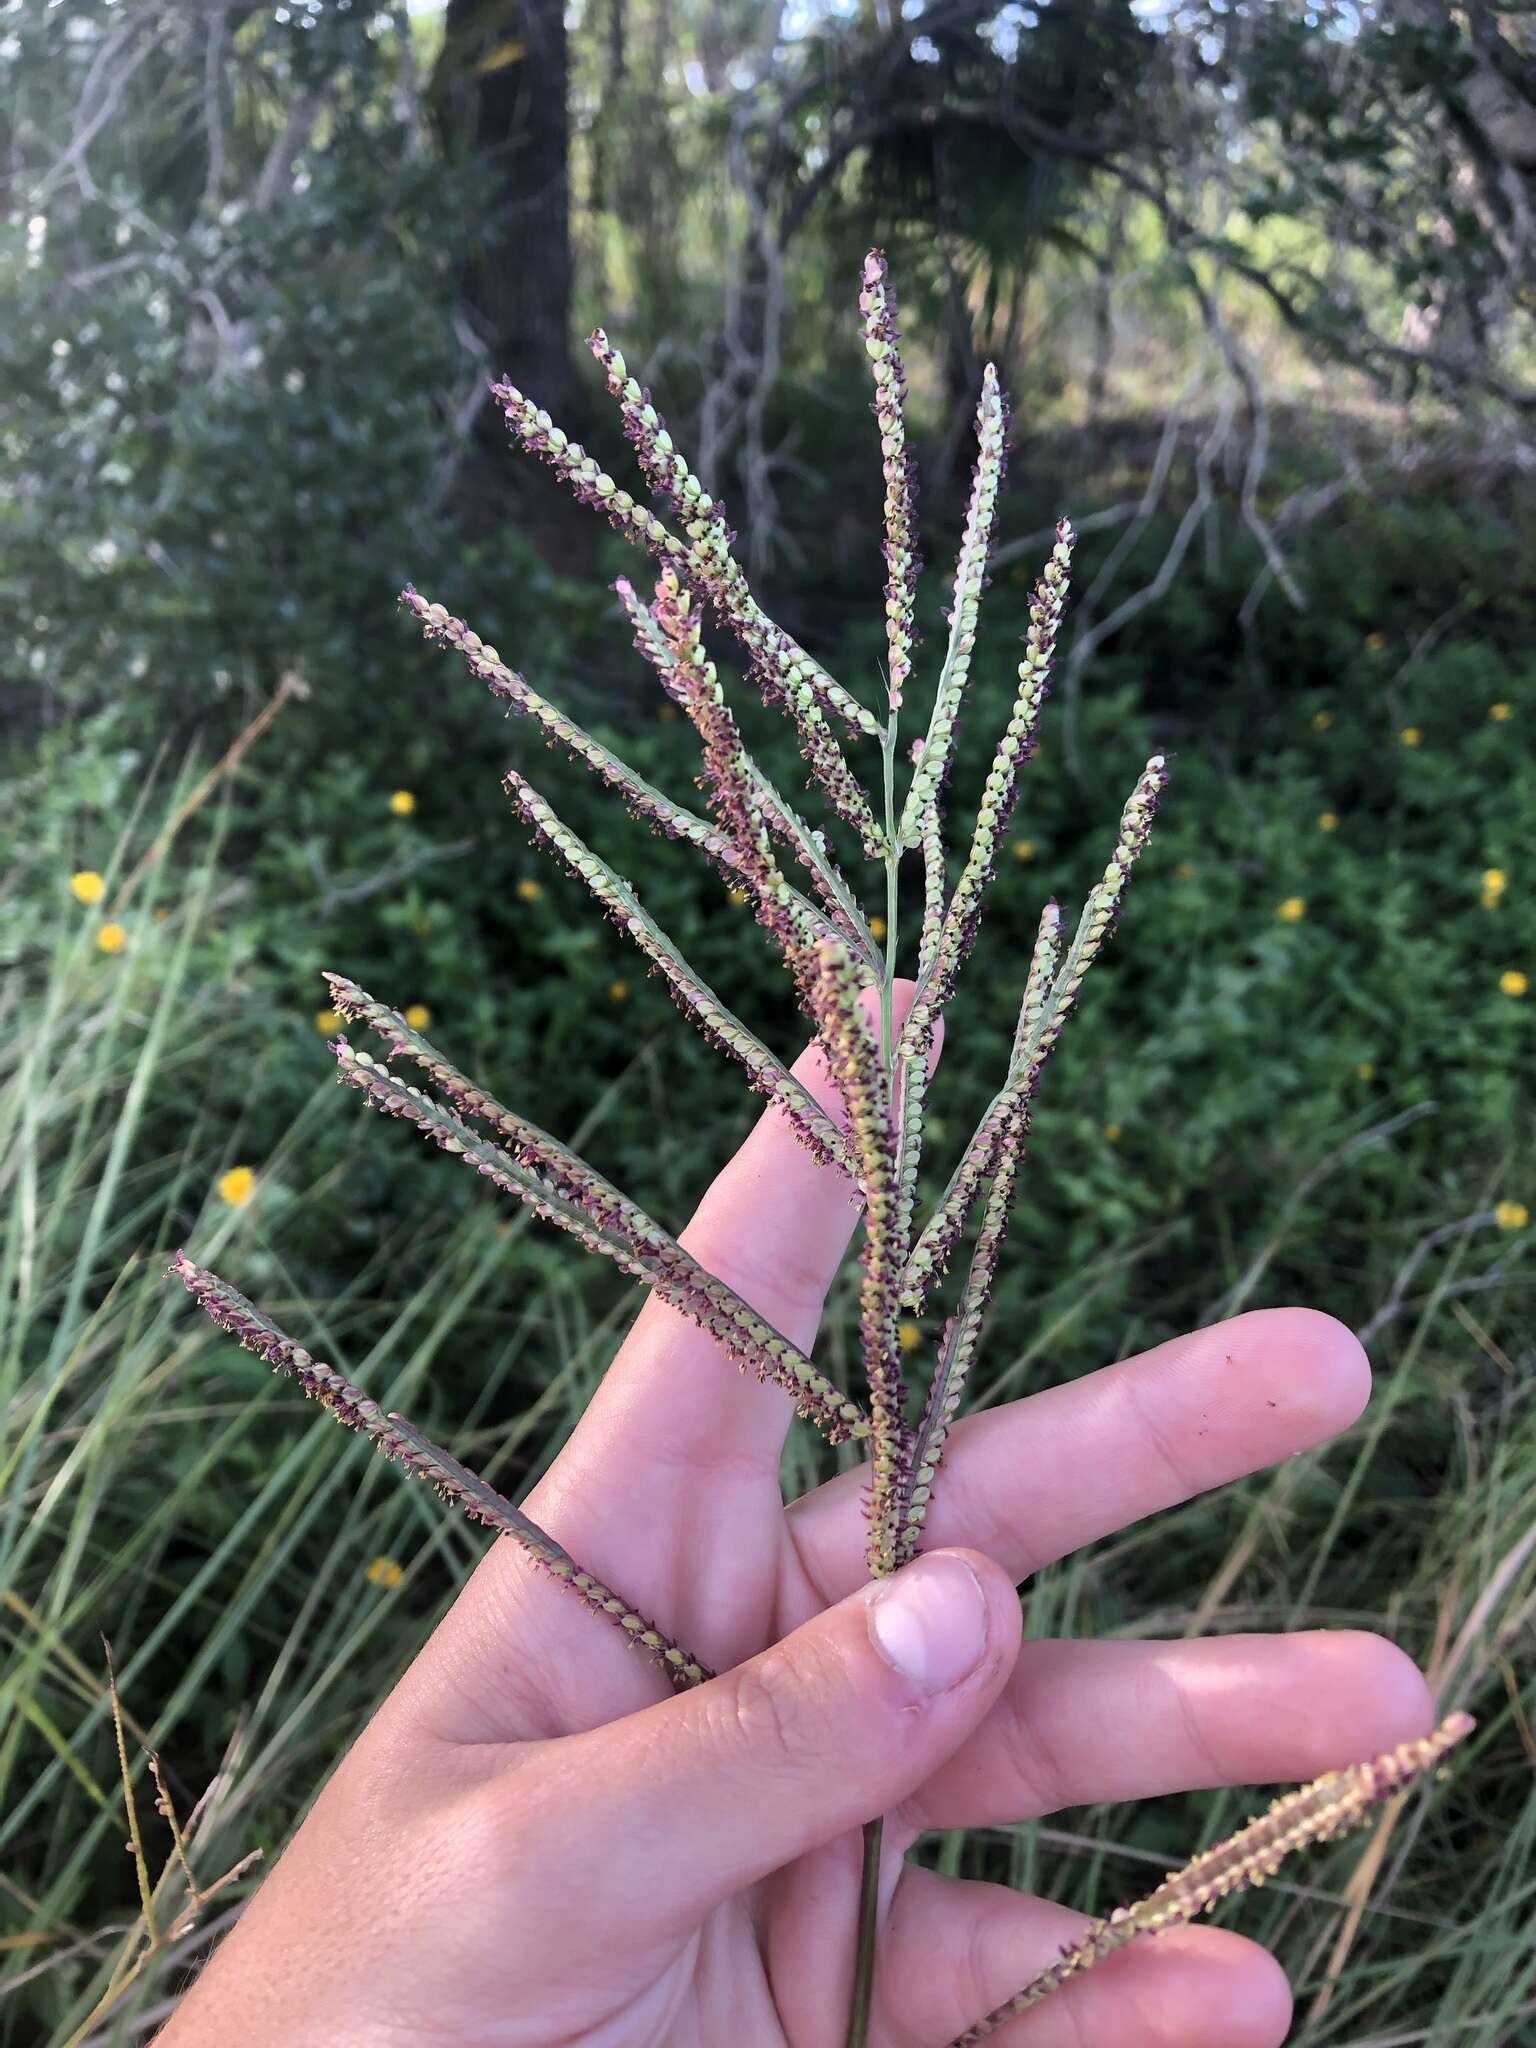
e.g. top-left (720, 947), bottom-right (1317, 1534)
top-left (53, 1648), bottom-right (264, 2048)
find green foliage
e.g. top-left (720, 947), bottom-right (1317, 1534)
top-left (3, 486), bottom-right (1533, 2040)
top-left (5, 425), bottom-right (1536, 2043)
top-left (35, 480), bottom-right (1534, 1344)
top-left (5, 1), bottom-right (485, 730)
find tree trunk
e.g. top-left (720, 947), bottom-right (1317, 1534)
top-left (432, 0), bottom-right (579, 544)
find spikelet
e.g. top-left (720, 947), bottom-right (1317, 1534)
top-left (649, 569), bottom-right (825, 970)
top-left (490, 373), bottom-right (691, 567)
top-left (895, 905), bottom-right (1063, 1557)
top-left (949, 1713), bottom-right (1476, 2043)
top-left (1032, 752), bottom-right (1168, 1051)
top-left (168, 1254), bottom-right (711, 1689)
top-left (500, 343), bottom-right (886, 856)
top-left (916, 803), bottom-right (947, 981)
top-left (582, 333), bottom-right (883, 734)
top-left (584, 333), bottom-right (883, 851)
top-left (1010, 899), bottom-right (1062, 1068)
top-left (919, 519), bottom-right (1074, 1000)
top-left (403, 585), bottom-right (776, 896)
top-left (618, 577), bottom-right (876, 960)
top-left (903, 754), bottom-right (1163, 1309)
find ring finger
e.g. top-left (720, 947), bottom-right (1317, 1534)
top-left (900, 1628), bottom-right (1432, 1831)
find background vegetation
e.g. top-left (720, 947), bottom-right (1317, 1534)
top-left (3, 3), bottom-right (1534, 2042)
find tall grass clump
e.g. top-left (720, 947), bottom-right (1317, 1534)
top-left (163, 254), bottom-right (1474, 2044)
top-left (2, 748), bottom-right (647, 2044)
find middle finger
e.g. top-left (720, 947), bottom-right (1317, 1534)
top-left (787, 1306), bottom-right (1371, 1604)
top-left (900, 1627), bottom-right (1432, 1830)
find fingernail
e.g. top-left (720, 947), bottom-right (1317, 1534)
top-left (867, 1553), bottom-right (988, 1693)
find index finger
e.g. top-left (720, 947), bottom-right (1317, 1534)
top-left (402, 984), bottom-right (936, 1732)
top-left (551, 980), bottom-right (939, 1514)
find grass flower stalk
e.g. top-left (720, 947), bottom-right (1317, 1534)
top-left (501, 768), bottom-right (855, 1170)
top-left (163, 250), bottom-right (1466, 2048)
top-left (169, 1254), bottom-right (711, 1687)
top-left (859, 248), bottom-right (920, 714)
top-left (326, 1033), bottom-right (867, 1443)
top-left (948, 1713), bottom-right (1476, 2043)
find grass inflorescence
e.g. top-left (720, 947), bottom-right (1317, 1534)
top-left (150, 252), bottom-right (1484, 2044)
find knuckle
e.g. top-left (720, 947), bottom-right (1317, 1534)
top-left (1000, 1692), bottom-right (1065, 1816)
top-left (1163, 1659), bottom-right (1231, 1784)
top-left (1121, 1363), bottom-right (1200, 1499)
top-left (715, 1640), bottom-right (839, 1781)
top-left (682, 1223), bottom-right (830, 1332)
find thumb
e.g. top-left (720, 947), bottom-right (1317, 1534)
top-left (508, 1550), bottom-right (1021, 1944)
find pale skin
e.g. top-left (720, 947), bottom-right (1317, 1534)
top-left (159, 987), bottom-right (1433, 2048)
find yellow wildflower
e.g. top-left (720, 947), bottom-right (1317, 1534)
top-left (1483, 868), bottom-right (1506, 898)
top-left (389, 789), bottom-right (416, 817)
top-left (516, 879), bottom-right (543, 903)
top-left (607, 980), bottom-right (630, 1003)
top-left (1312, 709), bottom-right (1334, 733)
top-left (1276, 896), bottom-right (1306, 924)
top-left (1490, 702), bottom-right (1513, 723)
top-left (1012, 839), bottom-right (1036, 862)
top-left (1499, 970), bottom-right (1528, 998)
top-left (1355, 1061), bottom-right (1376, 1082)
top-left (70, 870), bottom-right (105, 904)
top-left (404, 1004), bottom-right (431, 1030)
top-left (898, 1321), bottom-right (922, 1354)
top-left (365, 1557), bottom-right (404, 1589)
top-left (1364, 631), bottom-right (1386, 652)
top-left (216, 1165), bottom-right (256, 1208)
top-left (1317, 811), bottom-right (1339, 833)
top-left (1400, 726), bottom-right (1423, 748)
top-left (868, 915), bottom-right (887, 942)
top-left (1103, 1122), bottom-right (1122, 1144)
top-left (314, 1008), bottom-right (341, 1035)
top-left (1494, 1200), bottom-right (1529, 1232)
top-left (96, 922), bottom-right (126, 954)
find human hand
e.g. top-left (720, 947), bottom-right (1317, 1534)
top-left (158, 989), bottom-right (1432, 2047)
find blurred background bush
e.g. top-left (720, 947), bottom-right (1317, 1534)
top-left (3, 3), bottom-right (1534, 2042)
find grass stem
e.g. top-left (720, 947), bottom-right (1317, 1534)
top-left (846, 708), bottom-right (902, 2044)
top-left (845, 1815), bottom-right (885, 2048)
